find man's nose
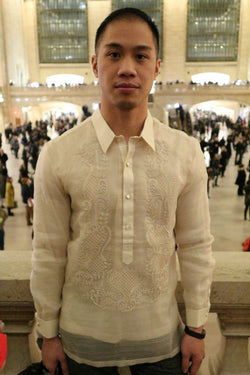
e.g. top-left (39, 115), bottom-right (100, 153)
top-left (117, 56), bottom-right (136, 76)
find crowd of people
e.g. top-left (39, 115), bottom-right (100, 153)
top-left (0, 105), bottom-right (249, 251)
top-left (0, 104), bottom-right (94, 249)
top-left (191, 111), bottom-right (250, 219)
top-left (0, 120), bottom-right (51, 248)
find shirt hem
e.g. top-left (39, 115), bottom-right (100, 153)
top-left (63, 346), bottom-right (181, 368)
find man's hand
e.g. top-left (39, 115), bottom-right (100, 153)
top-left (181, 331), bottom-right (205, 375)
top-left (42, 336), bottom-right (69, 375)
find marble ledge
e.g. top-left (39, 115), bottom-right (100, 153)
top-left (0, 250), bottom-right (249, 334)
top-left (0, 251), bottom-right (249, 374)
top-left (0, 250), bottom-right (250, 300)
top-left (1, 250), bottom-right (250, 277)
top-left (212, 251), bottom-right (250, 282)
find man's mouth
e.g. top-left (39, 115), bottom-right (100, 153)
top-left (115, 83), bottom-right (139, 93)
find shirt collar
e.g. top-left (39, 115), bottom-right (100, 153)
top-left (92, 108), bottom-right (155, 153)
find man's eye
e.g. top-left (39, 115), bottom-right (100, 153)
top-left (108, 52), bottom-right (120, 58)
top-left (137, 54), bottom-right (147, 61)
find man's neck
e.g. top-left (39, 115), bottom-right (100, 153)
top-left (100, 105), bottom-right (148, 142)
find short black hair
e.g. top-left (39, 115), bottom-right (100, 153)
top-left (95, 7), bottom-right (159, 55)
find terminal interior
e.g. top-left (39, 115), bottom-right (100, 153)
top-left (0, 1), bottom-right (250, 374)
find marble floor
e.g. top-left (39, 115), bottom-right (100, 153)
top-left (3, 133), bottom-right (250, 253)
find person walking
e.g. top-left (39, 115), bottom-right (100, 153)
top-left (31, 8), bottom-right (214, 375)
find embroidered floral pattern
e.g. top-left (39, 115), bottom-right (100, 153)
top-left (70, 139), bottom-right (176, 312)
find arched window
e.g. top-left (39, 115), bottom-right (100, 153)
top-left (187, 0), bottom-right (241, 62)
top-left (36, 0), bottom-right (88, 63)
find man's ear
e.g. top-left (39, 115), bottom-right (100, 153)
top-left (91, 55), bottom-right (98, 78)
top-left (154, 58), bottom-right (161, 79)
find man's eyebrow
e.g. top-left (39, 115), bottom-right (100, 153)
top-left (104, 43), bottom-right (122, 49)
top-left (135, 45), bottom-right (153, 52)
top-left (104, 43), bottom-right (153, 51)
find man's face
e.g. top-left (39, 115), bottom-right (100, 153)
top-left (92, 18), bottom-right (160, 113)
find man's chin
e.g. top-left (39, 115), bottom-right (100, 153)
top-left (116, 100), bottom-right (137, 111)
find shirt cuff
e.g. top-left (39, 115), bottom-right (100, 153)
top-left (186, 307), bottom-right (210, 327)
top-left (35, 313), bottom-right (59, 338)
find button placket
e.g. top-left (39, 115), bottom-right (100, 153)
top-left (122, 142), bottom-right (135, 265)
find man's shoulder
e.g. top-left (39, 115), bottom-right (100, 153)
top-left (152, 117), bottom-right (196, 145)
top-left (47, 116), bottom-right (94, 149)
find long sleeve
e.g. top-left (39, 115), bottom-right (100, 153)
top-left (175, 138), bottom-right (215, 327)
top-left (30, 143), bottom-right (71, 338)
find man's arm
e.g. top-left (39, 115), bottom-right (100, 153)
top-left (30, 143), bottom-right (71, 373)
top-left (175, 138), bottom-right (215, 374)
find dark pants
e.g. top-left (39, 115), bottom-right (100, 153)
top-left (238, 185), bottom-right (244, 195)
top-left (66, 353), bottom-right (185, 375)
top-left (7, 207), bottom-right (13, 215)
top-left (0, 228), bottom-right (4, 250)
top-left (244, 203), bottom-right (250, 219)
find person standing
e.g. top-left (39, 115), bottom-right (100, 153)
top-left (220, 146), bottom-right (228, 178)
top-left (0, 162), bottom-right (7, 208)
top-left (0, 207), bottom-right (8, 250)
top-left (31, 8), bottom-right (214, 375)
top-left (0, 149), bottom-right (8, 167)
top-left (210, 153), bottom-right (222, 187)
top-left (21, 177), bottom-right (34, 226)
top-left (10, 135), bottom-right (20, 159)
top-left (243, 179), bottom-right (250, 220)
top-left (235, 164), bottom-right (246, 196)
top-left (5, 176), bottom-right (15, 216)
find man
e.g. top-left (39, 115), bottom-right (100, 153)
top-left (0, 149), bottom-right (8, 167)
top-left (31, 8), bottom-right (214, 375)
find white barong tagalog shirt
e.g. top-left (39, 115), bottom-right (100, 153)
top-left (31, 109), bottom-right (214, 367)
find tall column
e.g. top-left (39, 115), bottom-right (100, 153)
top-left (0, 0), bottom-right (11, 130)
top-left (237, 0), bottom-right (250, 81)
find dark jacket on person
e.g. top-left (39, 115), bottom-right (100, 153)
top-left (235, 169), bottom-right (246, 186)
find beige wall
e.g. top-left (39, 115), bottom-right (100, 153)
top-left (38, 64), bottom-right (94, 85)
top-left (22, 0), bottom-right (40, 83)
top-left (0, 0), bottom-right (250, 127)
top-left (162, 0), bottom-right (188, 82)
top-left (2, 0), bottom-right (29, 85)
top-left (1, 0), bottom-right (250, 86)
top-left (237, 0), bottom-right (250, 80)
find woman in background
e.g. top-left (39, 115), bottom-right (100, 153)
top-left (5, 175), bottom-right (15, 216)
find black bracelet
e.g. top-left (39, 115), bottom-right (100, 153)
top-left (184, 325), bottom-right (206, 339)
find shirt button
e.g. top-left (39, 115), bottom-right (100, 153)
top-left (126, 161), bottom-right (131, 167)
top-left (125, 194), bottom-right (131, 199)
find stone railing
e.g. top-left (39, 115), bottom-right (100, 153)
top-left (7, 82), bottom-right (250, 108)
top-left (9, 84), bottom-right (100, 97)
top-left (0, 251), bottom-right (249, 375)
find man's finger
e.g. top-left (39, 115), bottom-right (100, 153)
top-left (59, 358), bottom-right (69, 375)
top-left (181, 355), bottom-right (191, 374)
top-left (189, 355), bottom-right (203, 375)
